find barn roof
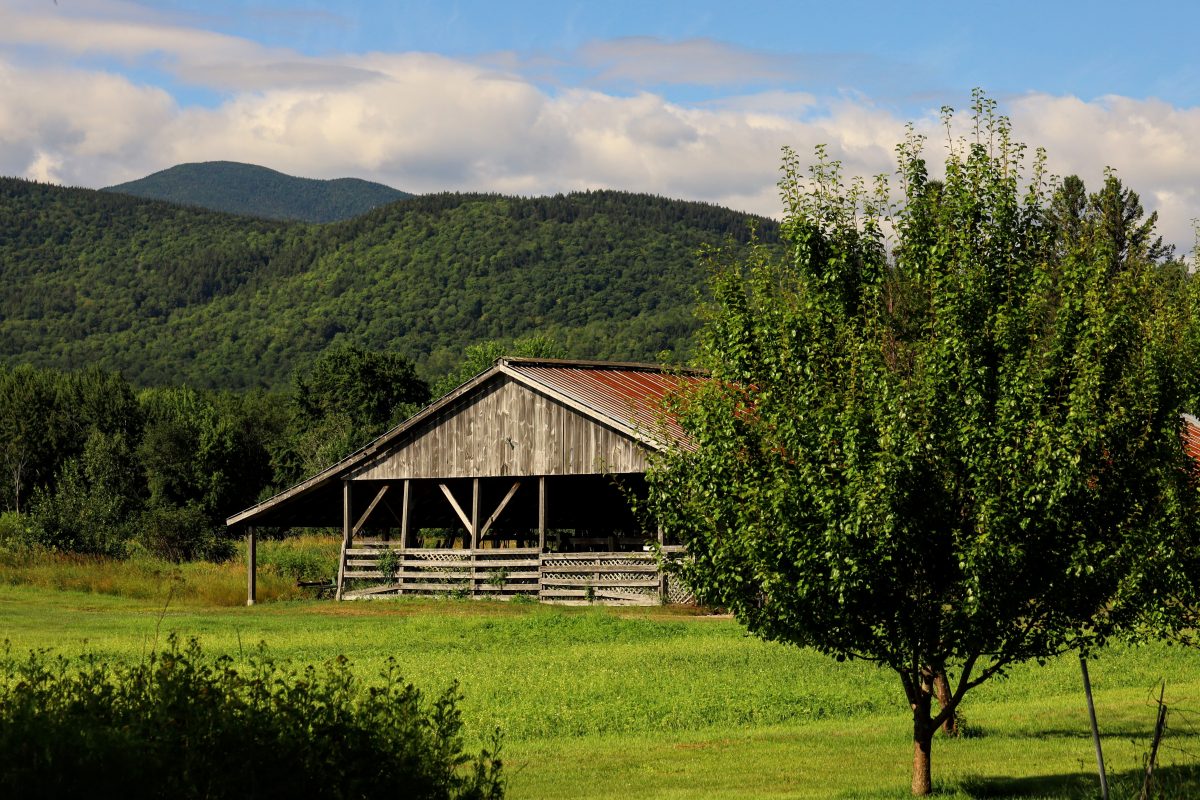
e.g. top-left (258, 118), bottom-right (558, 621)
top-left (226, 358), bottom-right (706, 528)
top-left (1183, 414), bottom-right (1200, 464)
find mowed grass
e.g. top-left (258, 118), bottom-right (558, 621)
top-left (1, 578), bottom-right (1198, 798)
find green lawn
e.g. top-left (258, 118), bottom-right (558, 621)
top-left (1, 583), bottom-right (1196, 798)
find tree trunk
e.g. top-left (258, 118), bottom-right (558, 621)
top-left (912, 685), bottom-right (934, 795)
top-left (934, 671), bottom-right (958, 737)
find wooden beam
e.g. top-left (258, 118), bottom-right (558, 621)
top-left (336, 481), bottom-right (351, 601)
top-left (352, 484), bottom-right (390, 536)
top-left (538, 476), bottom-right (546, 552)
top-left (245, 528), bottom-right (256, 606)
top-left (439, 483), bottom-right (474, 539)
top-left (479, 481), bottom-right (521, 538)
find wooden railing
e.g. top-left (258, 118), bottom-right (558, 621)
top-left (341, 546), bottom-right (691, 605)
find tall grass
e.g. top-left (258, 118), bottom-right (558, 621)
top-left (0, 535), bottom-right (340, 605)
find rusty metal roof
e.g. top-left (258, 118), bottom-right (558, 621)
top-left (499, 358), bottom-right (707, 448)
top-left (1183, 414), bottom-right (1200, 465)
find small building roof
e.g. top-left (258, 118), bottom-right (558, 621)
top-left (226, 357), bottom-right (706, 529)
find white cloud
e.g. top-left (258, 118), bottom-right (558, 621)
top-left (1007, 93), bottom-right (1200, 247)
top-left (1, 2), bottom-right (1199, 250)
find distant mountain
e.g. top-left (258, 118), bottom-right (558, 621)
top-left (0, 178), bottom-right (778, 389)
top-left (103, 161), bottom-right (413, 223)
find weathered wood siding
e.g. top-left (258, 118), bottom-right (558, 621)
top-left (349, 376), bottom-right (649, 480)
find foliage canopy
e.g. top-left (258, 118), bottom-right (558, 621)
top-left (648, 94), bottom-right (1200, 794)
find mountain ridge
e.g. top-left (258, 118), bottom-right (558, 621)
top-left (1, 177), bottom-right (779, 389)
top-left (103, 161), bottom-right (412, 223)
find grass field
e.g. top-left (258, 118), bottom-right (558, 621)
top-left (1, 563), bottom-right (1198, 799)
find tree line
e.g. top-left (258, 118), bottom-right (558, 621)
top-left (0, 343), bottom-right (439, 559)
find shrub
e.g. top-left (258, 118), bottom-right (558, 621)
top-left (139, 502), bottom-right (233, 563)
top-left (0, 636), bottom-right (504, 800)
top-left (255, 535), bottom-right (340, 582)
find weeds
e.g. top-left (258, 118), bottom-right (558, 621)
top-left (0, 635), bottom-right (504, 800)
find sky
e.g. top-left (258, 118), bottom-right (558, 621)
top-left (4, 0), bottom-right (1200, 247)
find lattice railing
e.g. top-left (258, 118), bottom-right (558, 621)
top-left (341, 545), bottom-right (693, 605)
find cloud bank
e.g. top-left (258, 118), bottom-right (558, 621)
top-left (3, 1), bottom-right (1199, 248)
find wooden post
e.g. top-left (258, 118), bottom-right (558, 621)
top-left (537, 476), bottom-right (546, 551)
top-left (471, 478), bottom-right (480, 550)
top-left (657, 525), bottom-right (666, 604)
top-left (245, 527), bottom-right (256, 606)
top-left (538, 476), bottom-right (546, 601)
top-left (470, 478), bottom-right (480, 597)
top-left (401, 479), bottom-right (410, 548)
top-left (336, 480), bottom-right (352, 601)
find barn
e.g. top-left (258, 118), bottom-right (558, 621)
top-left (226, 358), bottom-right (706, 605)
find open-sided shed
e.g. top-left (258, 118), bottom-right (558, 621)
top-left (227, 358), bottom-right (705, 604)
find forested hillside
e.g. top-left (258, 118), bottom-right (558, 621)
top-left (0, 179), bottom-right (778, 388)
top-left (103, 161), bottom-right (412, 223)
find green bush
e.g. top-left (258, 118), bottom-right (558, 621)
top-left (0, 511), bottom-right (31, 549)
top-left (0, 635), bottom-right (504, 800)
top-left (256, 535), bottom-right (340, 582)
top-left (139, 502), bottom-right (233, 563)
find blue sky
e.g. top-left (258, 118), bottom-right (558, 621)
top-left (3, 0), bottom-right (1200, 245)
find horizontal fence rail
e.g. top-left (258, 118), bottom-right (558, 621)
top-left (341, 546), bottom-right (691, 605)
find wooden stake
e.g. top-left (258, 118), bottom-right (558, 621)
top-left (1139, 683), bottom-right (1168, 800)
top-left (1081, 656), bottom-right (1110, 800)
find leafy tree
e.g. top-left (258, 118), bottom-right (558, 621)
top-left (430, 335), bottom-right (567, 398)
top-left (647, 95), bottom-right (1200, 795)
top-left (286, 343), bottom-right (431, 477)
top-left (29, 430), bottom-right (141, 556)
top-left (293, 343), bottom-right (429, 432)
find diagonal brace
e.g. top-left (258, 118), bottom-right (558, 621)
top-left (352, 485), bottom-right (390, 536)
top-left (439, 483), bottom-right (474, 536)
top-left (479, 481), bottom-right (521, 539)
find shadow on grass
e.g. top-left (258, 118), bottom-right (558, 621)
top-left (961, 762), bottom-right (1200, 798)
top-left (836, 764), bottom-right (1200, 799)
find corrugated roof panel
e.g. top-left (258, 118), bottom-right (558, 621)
top-left (1183, 414), bottom-right (1200, 467)
top-left (504, 360), bottom-right (706, 448)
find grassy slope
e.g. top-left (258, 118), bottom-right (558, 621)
top-left (0, 578), bottom-right (1195, 799)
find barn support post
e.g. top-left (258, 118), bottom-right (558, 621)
top-left (336, 480), bottom-right (352, 601)
top-left (400, 479), bottom-right (410, 548)
top-left (657, 525), bottom-right (666, 604)
top-left (245, 527), bottom-right (256, 606)
top-left (537, 476), bottom-right (546, 552)
top-left (471, 478), bottom-right (480, 549)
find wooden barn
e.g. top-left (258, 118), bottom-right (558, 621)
top-left (226, 358), bottom-right (706, 605)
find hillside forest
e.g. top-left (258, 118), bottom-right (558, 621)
top-left (0, 178), bottom-right (779, 388)
top-left (0, 173), bottom-right (778, 558)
